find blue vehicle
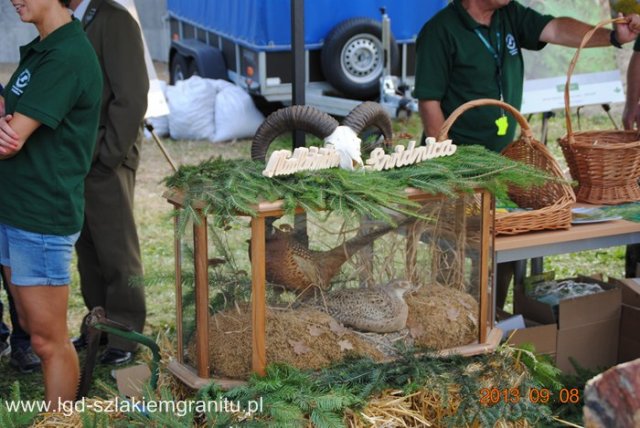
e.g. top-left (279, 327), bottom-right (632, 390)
top-left (167, 0), bottom-right (446, 116)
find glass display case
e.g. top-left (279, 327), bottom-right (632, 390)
top-left (165, 188), bottom-right (498, 387)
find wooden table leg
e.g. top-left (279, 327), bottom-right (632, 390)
top-left (251, 216), bottom-right (267, 376)
top-left (193, 211), bottom-right (210, 378)
top-left (479, 191), bottom-right (493, 343)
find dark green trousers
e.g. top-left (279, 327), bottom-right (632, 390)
top-left (76, 163), bottom-right (145, 352)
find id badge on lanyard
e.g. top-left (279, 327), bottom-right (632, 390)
top-left (474, 23), bottom-right (508, 136)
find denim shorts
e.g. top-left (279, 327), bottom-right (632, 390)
top-left (0, 223), bottom-right (80, 286)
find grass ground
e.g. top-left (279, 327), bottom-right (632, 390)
top-left (0, 62), bottom-right (630, 421)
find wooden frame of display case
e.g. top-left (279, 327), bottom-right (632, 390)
top-left (164, 188), bottom-right (501, 389)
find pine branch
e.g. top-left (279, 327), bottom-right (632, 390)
top-left (165, 147), bottom-right (564, 234)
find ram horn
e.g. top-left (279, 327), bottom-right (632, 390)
top-left (251, 105), bottom-right (340, 161)
top-left (341, 101), bottom-right (393, 145)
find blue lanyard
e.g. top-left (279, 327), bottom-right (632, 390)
top-left (474, 27), bottom-right (504, 103)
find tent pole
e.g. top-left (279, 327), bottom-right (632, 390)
top-left (291, 0), bottom-right (309, 245)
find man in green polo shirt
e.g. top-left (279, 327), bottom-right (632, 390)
top-left (414, 0), bottom-right (640, 309)
top-left (415, 0), bottom-right (640, 153)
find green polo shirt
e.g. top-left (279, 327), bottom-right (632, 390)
top-left (413, 0), bottom-right (553, 152)
top-left (0, 19), bottom-right (102, 235)
top-left (634, 37), bottom-right (640, 51)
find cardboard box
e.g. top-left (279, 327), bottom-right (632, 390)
top-left (507, 323), bottom-right (557, 357)
top-left (498, 309), bottom-right (557, 357)
top-left (618, 305), bottom-right (640, 363)
top-left (514, 277), bottom-right (621, 374)
top-left (610, 277), bottom-right (640, 363)
top-left (610, 277), bottom-right (640, 308)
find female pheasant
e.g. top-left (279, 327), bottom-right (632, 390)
top-left (310, 279), bottom-right (414, 333)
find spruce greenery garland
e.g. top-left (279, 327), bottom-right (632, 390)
top-left (0, 347), bottom-right (568, 427)
top-left (123, 347), bottom-right (556, 427)
top-left (165, 145), bottom-right (559, 229)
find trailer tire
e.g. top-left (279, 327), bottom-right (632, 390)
top-left (170, 52), bottom-right (191, 84)
top-left (321, 18), bottom-right (399, 100)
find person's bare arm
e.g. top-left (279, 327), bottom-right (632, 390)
top-left (419, 100), bottom-right (446, 140)
top-left (0, 113), bottom-right (41, 159)
top-left (539, 14), bottom-right (640, 48)
top-left (0, 96), bottom-right (5, 117)
top-left (624, 51), bottom-right (640, 130)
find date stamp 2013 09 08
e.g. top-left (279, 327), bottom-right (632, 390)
top-left (479, 387), bottom-right (580, 405)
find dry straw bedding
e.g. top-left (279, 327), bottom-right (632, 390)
top-left (192, 284), bottom-right (478, 379)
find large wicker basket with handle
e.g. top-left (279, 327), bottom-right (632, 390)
top-left (438, 98), bottom-right (576, 235)
top-left (558, 18), bottom-right (640, 204)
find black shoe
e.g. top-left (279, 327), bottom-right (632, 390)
top-left (99, 348), bottom-right (133, 366)
top-left (10, 346), bottom-right (41, 374)
top-left (72, 332), bottom-right (107, 351)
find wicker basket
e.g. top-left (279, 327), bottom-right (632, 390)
top-left (558, 18), bottom-right (640, 204)
top-left (437, 98), bottom-right (576, 235)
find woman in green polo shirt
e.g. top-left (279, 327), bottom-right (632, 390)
top-left (0, 0), bottom-right (102, 408)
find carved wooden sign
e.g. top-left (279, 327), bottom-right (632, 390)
top-left (262, 147), bottom-right (340, 178)
top-left (364, 139), bottom-right (456, 171)
top-left (262, 137), bottom-right (457, 177)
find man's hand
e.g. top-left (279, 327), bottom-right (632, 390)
top-left (0, 115), bottom-right (20, 158)
top-left (0, 95), bottom-right (5, 117)
top-left (614, 12), bottom-right (640, 44)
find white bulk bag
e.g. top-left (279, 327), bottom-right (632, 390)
top-left (213, 84), bottom-right (264, 143)
top-left (145, 79), bottom-right (170, 138)
top-left (167, 76), bottom-right (219, 141)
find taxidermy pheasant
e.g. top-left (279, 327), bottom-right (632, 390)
top-left (259, 220), bottom-right (409, 293)
top-left (309, 279), bottom-right (414, 333)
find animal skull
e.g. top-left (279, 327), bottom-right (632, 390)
top-left (324, 126), bottom-right (363, 170)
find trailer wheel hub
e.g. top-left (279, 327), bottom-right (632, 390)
top-left (340, 35), bottom-right (382, 83)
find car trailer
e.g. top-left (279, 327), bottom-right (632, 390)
top-left (167, 0), bottom-right (447, 117)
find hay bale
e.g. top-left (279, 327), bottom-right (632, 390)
top-left (406, 284), bottom-right (478, 350)
top-left (193, 305), bottom-right (385, 378)
top-left (189, 284), bottom-right (480, 378)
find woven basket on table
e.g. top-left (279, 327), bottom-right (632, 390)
top-left (558, 18), bottom-right (640, 204)
top-left (437, 98), bottom-right (576, 235)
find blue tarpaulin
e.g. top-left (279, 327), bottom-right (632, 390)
top-left (167, 0), bottom-right (447, 50)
